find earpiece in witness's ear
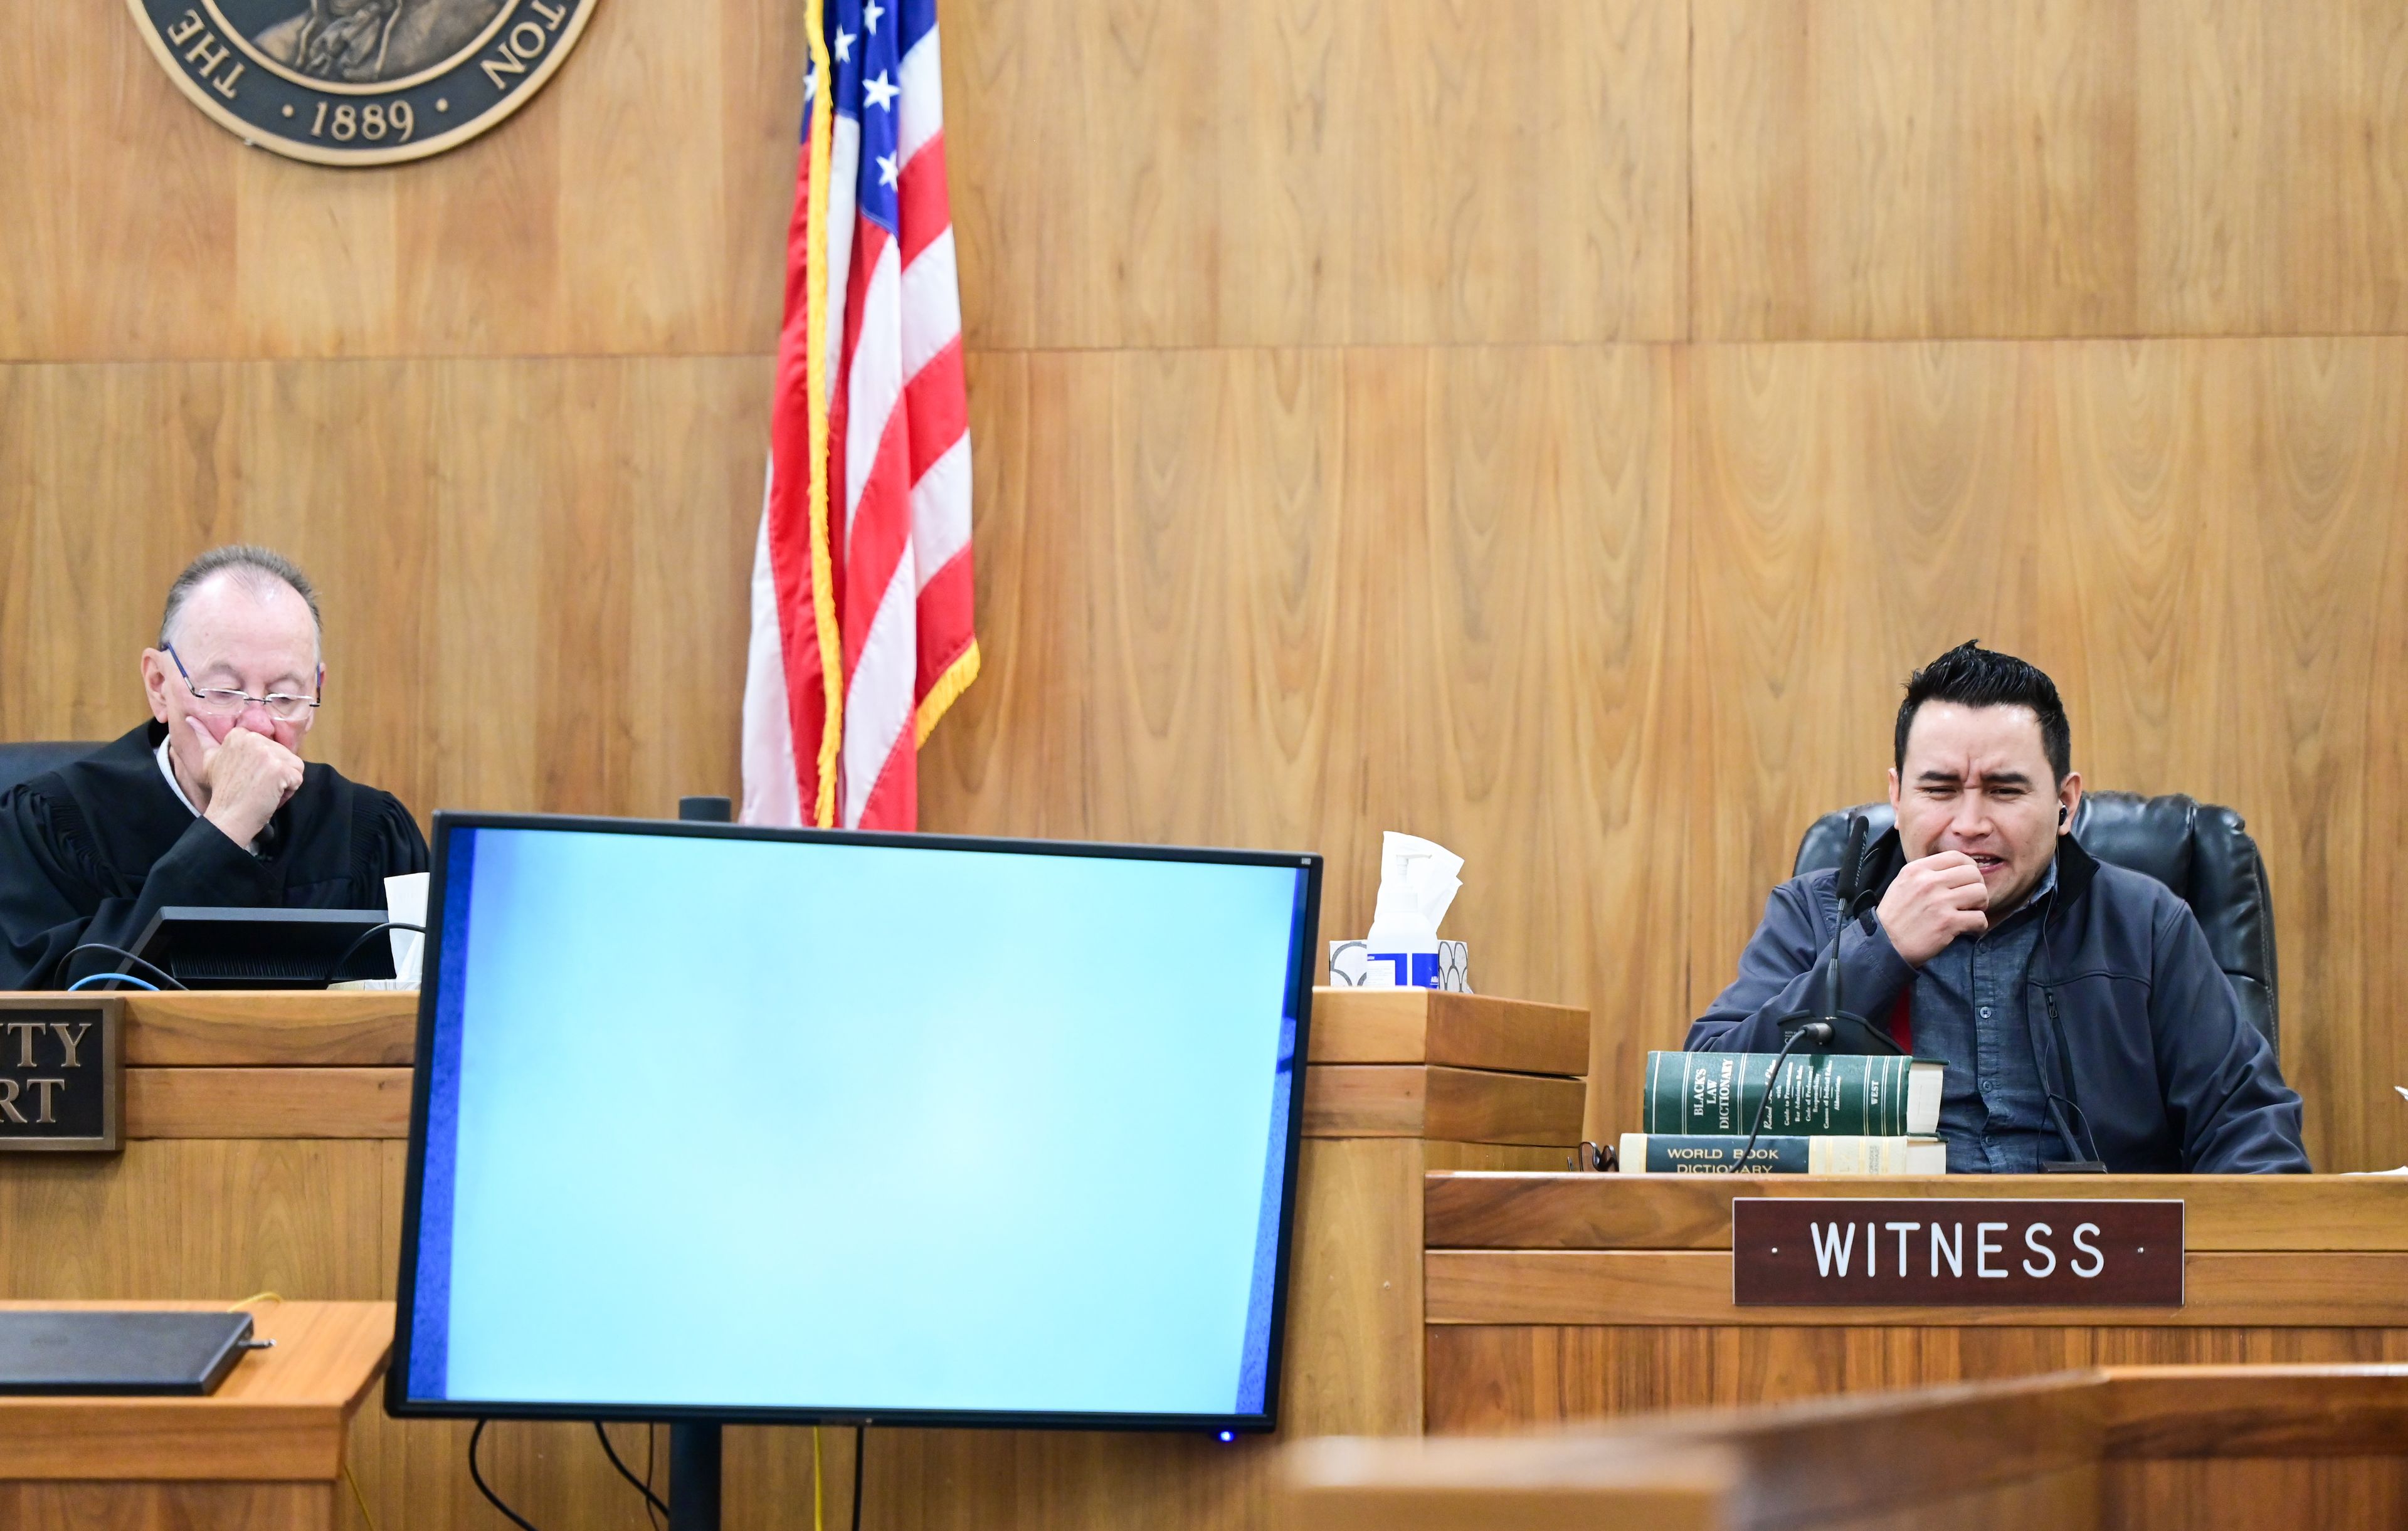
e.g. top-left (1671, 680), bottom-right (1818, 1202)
top-left (2059, 804), bottom-right (2070, 828)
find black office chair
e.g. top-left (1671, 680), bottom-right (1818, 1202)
top-left (0, 741), bottom-right (101, 799)
top-left (1793, 792), bottom-right (2278, 1060)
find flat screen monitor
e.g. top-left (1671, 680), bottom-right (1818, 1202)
top-left (389, 813), bottom-right (1322, 1433)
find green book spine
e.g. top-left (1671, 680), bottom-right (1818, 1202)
top-left (1641, 1050), bottom-right (1914, 1137)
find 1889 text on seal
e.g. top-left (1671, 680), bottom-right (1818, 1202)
top-left (128, 0), bottom-right (599, 166)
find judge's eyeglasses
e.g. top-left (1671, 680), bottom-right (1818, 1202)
top-left (163, 644), bottom-right (322, 723)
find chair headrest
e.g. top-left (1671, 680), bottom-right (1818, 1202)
top-left (0, 740), bottom-right (101, 800)
top-left (1790, 789), bottom-right (2278, 1056)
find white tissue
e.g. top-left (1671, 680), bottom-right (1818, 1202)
top-left (385, 872), bottom-right (429, 985)
top-left (1361, 833), bottom-right (1463, 988)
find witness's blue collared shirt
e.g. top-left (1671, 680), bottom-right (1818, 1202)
top-left (1909, 864), bottom-right (2057, 1173)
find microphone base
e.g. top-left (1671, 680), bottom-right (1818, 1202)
top-left (1777, 1009), bottom-right (1906, 1056)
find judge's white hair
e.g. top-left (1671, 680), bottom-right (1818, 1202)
top-left (159, 545), bottom-right (324, 655)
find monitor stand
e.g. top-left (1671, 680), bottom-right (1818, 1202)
top-left (668, 1421), bottom-right (720, 1530)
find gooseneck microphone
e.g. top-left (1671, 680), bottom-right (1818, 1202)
top-left (1731, 816), bottom-right (1886, 1172)
top-left (1820, 813), bottom-right (1869, 1025)
top-left (1777, 813), bottom-right (1905, 1057)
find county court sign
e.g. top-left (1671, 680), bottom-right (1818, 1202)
top-left (127, 0), bottom-right (599, 166)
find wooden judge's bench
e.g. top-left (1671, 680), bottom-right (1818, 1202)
top-left (4, 986), bottom-right (2402, 1528)
top-left (0, 985), bottom-right (1588, 1530)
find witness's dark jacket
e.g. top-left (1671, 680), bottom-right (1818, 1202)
top-left (1686, 829), bottom-right (2308, 1173)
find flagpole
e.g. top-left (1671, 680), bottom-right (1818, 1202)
top-left (801, 0), bottom-right (844, 828)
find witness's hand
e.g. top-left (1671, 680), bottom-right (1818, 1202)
top-left (1875, 851), bottom-right (1989, 966)
top-left (191, 719), bottom-right (304, 847)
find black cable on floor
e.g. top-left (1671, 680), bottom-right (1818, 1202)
top-left (468, 1418), bottom-right (544, 1531)
top-left (594, 1420), bottom-right (670, 1526)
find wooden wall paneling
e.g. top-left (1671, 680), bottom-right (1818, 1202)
top-left (1678, 342), bottom-right (2037, 1098)
top-left (1692, 0), bottom-right (2141, 340)
top-left (1106, 348), bottom-right (1353, 851)
top-left (229, 160), bottom-right (406, 362)
top-left (927, 344), bottom-right (1681, 1106)
top-left (0, 0), bottom-right (796, 362)
top-left (418, 359), bottom-right (559, 816)
top-left (0, 355), bottom-right (771, 823)
top-left (945, 0), bottom-right (1686, 350)
top-left (1320, 3), bottom-right (1687, 346)
top-left (233, 360), bottom-right (441, 805)
top-left (2204, 338), bottom-right (2401, 1173)
top-left (0, 363), bottom-right (241, 743)
top-left (2024, 339), bottom-right (2408, 1172)
top-left (0, 1140), bottom-right (391, 1302)
top-left (0, 4), bottom-right (238, 362)
top-left (1692, 0), bottom-right (2408, 341)
top-left (913, 350), bottom-right (1098, 837)
top-left (927, 347), bottom-right (1371, 876)
top-left (1677, 337), bottom-right (2408, 1170)
top-left (2136, 0), bottom-right (2408, 337)
top-left (1410, 347), bottom-right (1684, 1139)
top-left (389, 90), bottom-right (571, 360)
top-left (2019, 340), bottom-right (2240, 802)
top-left (620, 357), bottom-right (777, 811)
top-left (924, 346), bottom-right (1677, 1127)
top-left (551, 0), bottom-right (750, 357)
top-left (534, 362), bottom-right (648, 815)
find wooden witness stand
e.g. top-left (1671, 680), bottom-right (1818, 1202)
top-left (0, 1300), bottom-right (389, 1530)
top-left (0, 985), bottom-right (1591, 1530)
top-left (1421, 1172), bottom-right (2408, 1428)
top-left (1284, 1363), bottom-right (2408, 1529)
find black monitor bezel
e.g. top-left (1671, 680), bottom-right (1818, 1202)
top-left (386, 809), bottom-right (1323, 1434)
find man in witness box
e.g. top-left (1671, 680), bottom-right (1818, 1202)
top-left (1686, 641), bottom-right (2306, 1174)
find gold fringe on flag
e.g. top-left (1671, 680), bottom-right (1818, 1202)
top-left (801, 0), bottom-right (844, 829)
top-left (914, 640), bottom-right (981, 747)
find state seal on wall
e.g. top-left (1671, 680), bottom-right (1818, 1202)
top-left (127, 0), bottom-right (599, 166)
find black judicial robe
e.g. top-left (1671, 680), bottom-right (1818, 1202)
top-left (0, 722), bottom-right (428, 989)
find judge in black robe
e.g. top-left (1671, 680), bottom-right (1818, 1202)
top-left (0, 721), bottom-right (428, 989)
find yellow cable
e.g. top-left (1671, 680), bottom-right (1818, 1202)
top-left (342, 1458), bottom-right (379, 1531)
top-left (813, 1426), bottom-right (826, 1531)
top-left (219, 1295), bottom-right (372, 1527)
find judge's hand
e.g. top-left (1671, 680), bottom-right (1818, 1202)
top-left (1875, 851), bottom-right (1990, 967)
top-left (189, 718), bottom-right (304, 848)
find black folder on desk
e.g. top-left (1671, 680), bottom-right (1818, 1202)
top-left (0, 1311), bottom-right (257, 1396)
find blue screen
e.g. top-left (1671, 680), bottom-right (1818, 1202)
top-left (400, 824), bottom-right (1312, 1423)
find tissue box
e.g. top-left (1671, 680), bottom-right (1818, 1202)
top-left (1328, 940), bottom-right (1470, 992)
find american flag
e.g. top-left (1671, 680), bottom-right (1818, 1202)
top-left (742, 0), bottom-right (976, 831)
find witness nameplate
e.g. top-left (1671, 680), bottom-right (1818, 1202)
top-left (0, 997), bottom-right (123, 1154)
top-left (1732, 1198), bottom-right (2183, 1307)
